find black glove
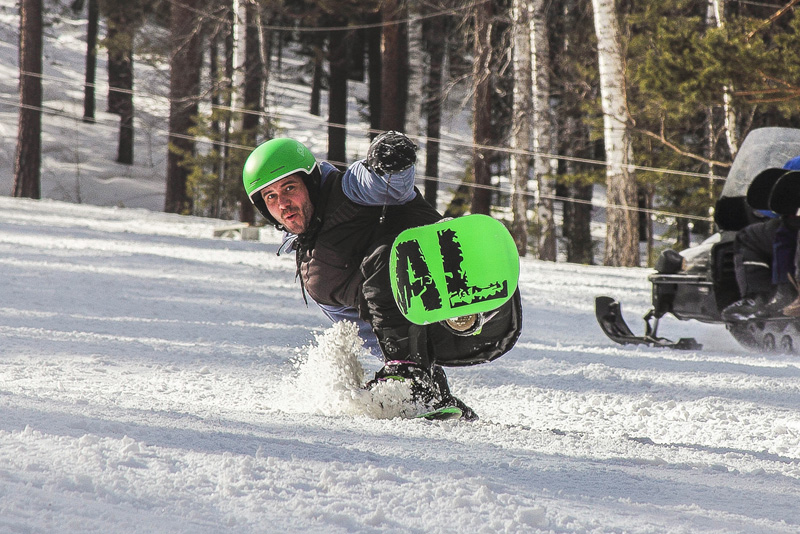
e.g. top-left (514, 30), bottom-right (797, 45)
top-left (366, 131), bottom-right (417, 175)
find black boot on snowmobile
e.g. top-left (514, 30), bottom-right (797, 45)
top-left (721, 283), bottom-right (797, 322)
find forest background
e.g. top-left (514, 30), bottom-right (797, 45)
top-left (9, 0), bottom-right (800, 267)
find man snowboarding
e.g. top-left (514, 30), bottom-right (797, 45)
top-left (242, 132), bottom-right (522, 420)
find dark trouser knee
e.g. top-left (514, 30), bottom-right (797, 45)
top-left (360, 241), bottom-right (407, 330)
top-left (734, 218), bottom-right (781, 296)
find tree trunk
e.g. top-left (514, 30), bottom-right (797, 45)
top-left (510, 0), bottom-right (532, 256)
top-left (348, 27), bottom-right (365, 82)
top-left (209, 26), bottom-right (222, 219)
top-left (82, 0), bottom-right (98, 123)
top-left (471, 0), bottom-right (493, 216)
top-left (116, 88), bottom-right (134, 164)
top-left (638, 185), bottom-right (654, 264)
top-left (217, 2), bottom-right (234, 219)
top-left (328, 21), bottom-right (349, 167)
top-left (561, 117), bottom-right (595, 265)
top-left (239, 0), bottom-right (263, 223)
top-left (707, 0), bottom-right (739, 158)
top-left (406, 14), bottom-right (424, 138)
top-left (231, 0), bottom-right (247, 116)
top-left (115, 29), bottom-right (134, 164)
top-left (14, 0), bottom-right (43, 199)
top-left (366, 11), bottom-right (382, 136)
top-left (592, 0), bottom-right (639, 266)
top-left (165, 0), bottom-right (203, 214)
top-left (532, 0), bottom-right (556, 261)
top-left (310, 31), bottom-right (324, 117)
top-left (422, 11), bottom-right (445, 207)
top-left (104, 7), bottom-right (135, 163)
top-left (565, 183), bottom-right (595, 264)
top-left (257, 4), bottom-right (273, 115)
top-left (380, 0), bottom-right (408, 131)
top-left (242, 1), bottom-right (262, 137)
top-left (220, 2), bottom-right (234, 219)
top-left (106, 21), bottom-right (133, 116)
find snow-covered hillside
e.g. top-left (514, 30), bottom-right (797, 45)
top-left (2, 196), bottom-right (800, 533)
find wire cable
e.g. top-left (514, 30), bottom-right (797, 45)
top-left (2, 86), bottom-right (718, 223)
top-left (13, 68), bottom-right (731, 183)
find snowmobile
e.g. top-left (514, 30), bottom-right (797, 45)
top-left (595, 127), bottom-right (800, 353)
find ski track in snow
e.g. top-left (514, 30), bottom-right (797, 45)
top-left (2, 197), bottom-right (800, 534)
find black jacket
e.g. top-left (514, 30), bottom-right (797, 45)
top-left (297, 169), bottom-right (441, 311)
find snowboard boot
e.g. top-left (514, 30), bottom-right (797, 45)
top-left (430, 365), bottom-right (479, 421)
top-left (370, 325), bottom-right (437, 404)
top-left (365, 363), bottom-right (478, 421)
top-left (365, 360), bottom-right (439, 405)
top-left (370, 325), bottom-right (477, 420)
top-left (374, 325), bottom-right (431, 369)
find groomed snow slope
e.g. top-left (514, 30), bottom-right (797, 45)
top-left (2, 197), bottom-right (800, 533)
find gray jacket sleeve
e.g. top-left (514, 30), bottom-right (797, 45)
top-left (338, 160), bottom-right (416, 206)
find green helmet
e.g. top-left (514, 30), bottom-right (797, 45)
top-left (242, 138), bottom-right (319, 225)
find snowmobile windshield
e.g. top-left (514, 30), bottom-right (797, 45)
top-left (720, 127), bottom-right (800, 199)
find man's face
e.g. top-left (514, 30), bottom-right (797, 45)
top-left (261, 174), bottom-right (314, 234)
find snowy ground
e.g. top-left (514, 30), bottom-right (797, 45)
top-left (2, 196), bottom-right (800, 534)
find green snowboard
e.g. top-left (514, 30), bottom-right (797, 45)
top-left (389, 214), bottom-right (520, 325)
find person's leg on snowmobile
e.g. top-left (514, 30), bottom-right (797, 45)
top-left (722, 218), bottom-right (788, 321)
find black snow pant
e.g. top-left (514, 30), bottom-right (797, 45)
top-left (733, 217), bottom-right (782, 298)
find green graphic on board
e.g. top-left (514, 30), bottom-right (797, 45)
top-left (390, 215), bottom-right (520, 324)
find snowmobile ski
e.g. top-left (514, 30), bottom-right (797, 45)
top-left (595, 296), bottom-right (702, 350)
